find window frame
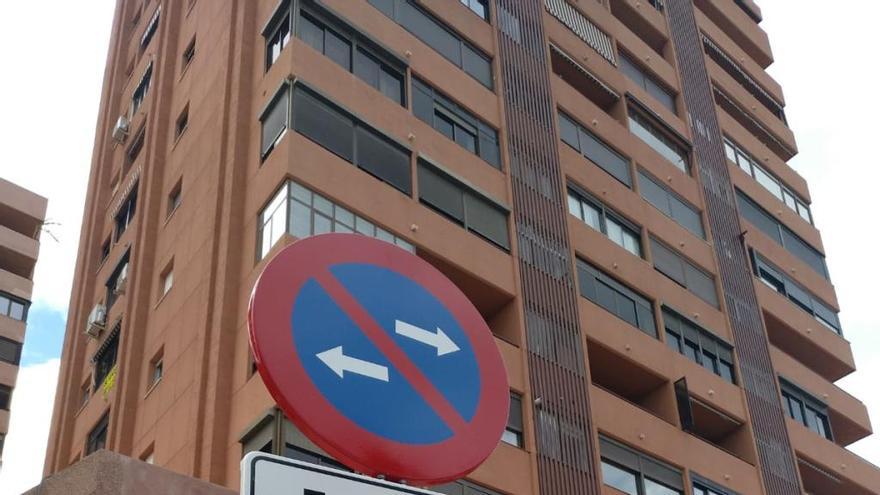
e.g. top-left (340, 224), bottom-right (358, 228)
top-left (502, 392), bottom-right (524, 448)
top-left (662, 306), bottom-right (736, 384)
top-left (0, 292), bottom-right (30, 323)
top-left (558, 111), bottom-right (633, 187)
top-left (736, 189), bottom-right (827, 279)
top-left (417, 160), bottom-right (510, 251)
top-left (599, 435), bottom-right (684, 495)
top-left (86, 412), bottom-right (110, 455)
top-left (412, 77), bottom-right (500, 168)
top-left (779, 378), bottom-right (833, 441)
top-left (637, 168), bottom-right (705, 239)
top-left (627, 102), bottom-right (690, 174)
top-left (750, 250), bottom-right (841, 334)
top-left (263, 0), bottom-right (293, 70)
top-left (568, 185), bottom-right (642, 257)
top-left (725, 137), bottom-right (812, 224)
top-left (650, 237), bottom-right (719, 308)
top-left (0, 384), bottom-right (11, 411)
top-left (367, 0), bottom-right (493, 89)
top-left (295, 2), bottom-right (408, 107)
top-left (257, 180), bottom-right (415, 260)
top-left (577, 259), bottom-right (657, 337)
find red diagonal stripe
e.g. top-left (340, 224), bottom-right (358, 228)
top-left (313, 270), bottom-right (468, 435)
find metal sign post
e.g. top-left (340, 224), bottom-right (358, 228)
top-left (241, 452), bottom-right (444, 495)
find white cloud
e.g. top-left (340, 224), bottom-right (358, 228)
top-left (0, 0), bottom-right (114, 311)
top-left (0, 359), bottom-right (60, 495)
top-left (760, 0), bottom-right (880, 466)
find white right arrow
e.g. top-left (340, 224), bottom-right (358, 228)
top-left (395, 320), bottom-right (460, 356)
top-left (316, 346), bottom-right (390, 382)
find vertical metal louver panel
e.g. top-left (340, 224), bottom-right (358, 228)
top-left (496, 1), bottom-right (601, 494)
top-left (544, 0), bottom-right (617, 66)
top-left (666, 1), bottom-right (803, 494)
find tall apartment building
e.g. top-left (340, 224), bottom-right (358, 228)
top-left (44, 0), bottom-right (880, 494)
top-left (0, 178), bottom-right (47, 464)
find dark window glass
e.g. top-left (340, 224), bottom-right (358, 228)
top-left (131, 63), bottom-right (153, 116)
top-left (0, 293), bottom-right (29, 323)
top-left (86, 413), bottom-right (110, 455)
top-left (418, 163), bottom-right (464, 223)
top-left (114, 186), bottom-right (138, 240)
top-left (324, 28), bottom-right (351, 69)
top-left (577, 260), bottom-right (656, 337)
top-left (140, 7), bottom-right (160, 51)
top-left (0, 385), bottom-right (10, 411)
top-left (417, 161), bottom-right (509, 250)
top-left (464, 194), bottom-right (510, 249)
top-left (559, 112), bottom-right (631, 187)
top-left (781, 379), bottom-right (832, 440)
top-left (265, 6), bottom-right (291, 69)
top-left (666, 330), bottom-right (682, 353)
top-left (293, 88), bottom-right (354, 161)
top-left (620, 54), bottom-right (675, 113)
top-left (297, 6), bottom-right (405, 105)
top-left (462, 44), bottom-right (493, 88)
top-left (639, 170), bottom-right (705, 238)
top-left (354, 48), bottom-right (381, 88)
top-left (651, 238), bottom-right (718, 307)
top-left (0, 336), bottom-right (22, 365)
top-left (663, 307), bottom-right (735, 383)
top-left (600, 436), bottom-right (683, 495)
top-left (378, 67), bottom-right (403, 103)
top-left (602, 461), bottom-right (639, 495)
top-left (751, 251), bottom-right (841, 334)
top-left (503, 393), bottom-right (524, 447)
top-left (354, 127), bottom-right (412, 194)
top-left (412, 79), bottom-right (434, 123)
top-left (298, 14), bottom-right (323, 52)
top-left (435, 112), bottom-right (455, 140)
top-left (455, 124), bottom-right (477, 153)
top-left (628, 109), bottom-right (689, 173)
top-left (558, 113), bottom-right (580, 149)
top-left (737, 190), bottom-right (828, 279)
top-left (370, 0), bottom-right (493, 89)
top-left (460, 0), bottom-right (489, 21)
top-left (412, 77), bottom-right (500, 168)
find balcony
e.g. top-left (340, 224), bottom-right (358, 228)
top-left (693, 0), bottom-right (773, 68)
top-left (770, 346), bottom-right (872, 446)
top-left (788, 418), bottom-right (880, 495)
top-left (755, 282), bottom-right (854, 381)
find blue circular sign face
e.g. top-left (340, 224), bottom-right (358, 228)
top-left (293, 263), bottom-right (481, 445)
top-left (249, 234), bottom-right (509, 486)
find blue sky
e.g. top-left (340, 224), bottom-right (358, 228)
top-left (0, 0), bottom-right (879, 493)
top-left (19, 305), bottom-right (66, 367)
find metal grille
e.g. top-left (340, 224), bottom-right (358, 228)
top-left (544, 0), bottom-right (617, 65)
top-left (665, 1), bottom-right (802, 493)
top-left (496, 1), bottom-right (601, 494)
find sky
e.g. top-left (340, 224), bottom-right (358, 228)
top-left (0, 0), bottom-right (877, 493)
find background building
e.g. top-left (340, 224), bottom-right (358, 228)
top-left (44, 0), bottom-right (880, 494)
top-left (0, 178), bottom-right (47, 465)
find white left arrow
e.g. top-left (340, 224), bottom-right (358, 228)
top-left (316, 346), bottom-right (390, 382)
top-left (395, 320), bottom-right (460, 356)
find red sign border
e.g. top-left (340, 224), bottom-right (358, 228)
top-left (248, 234), bottom-right (509, 486)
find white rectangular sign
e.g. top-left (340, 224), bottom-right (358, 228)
top-left (241, 452), bottom-right (444, 495)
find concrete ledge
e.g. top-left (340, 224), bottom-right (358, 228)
top-left (25, 450), bottom-right (236, 495)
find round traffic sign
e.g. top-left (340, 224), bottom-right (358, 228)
top-left (248, 233), bottom-right (509, 486)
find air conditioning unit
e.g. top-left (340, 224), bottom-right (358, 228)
top-left (112, 115), bottom-right (130, 144)
top-left (114, 274), bottom-right (128, 296)
top-left (86, 304), bottom-right (107, 338)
